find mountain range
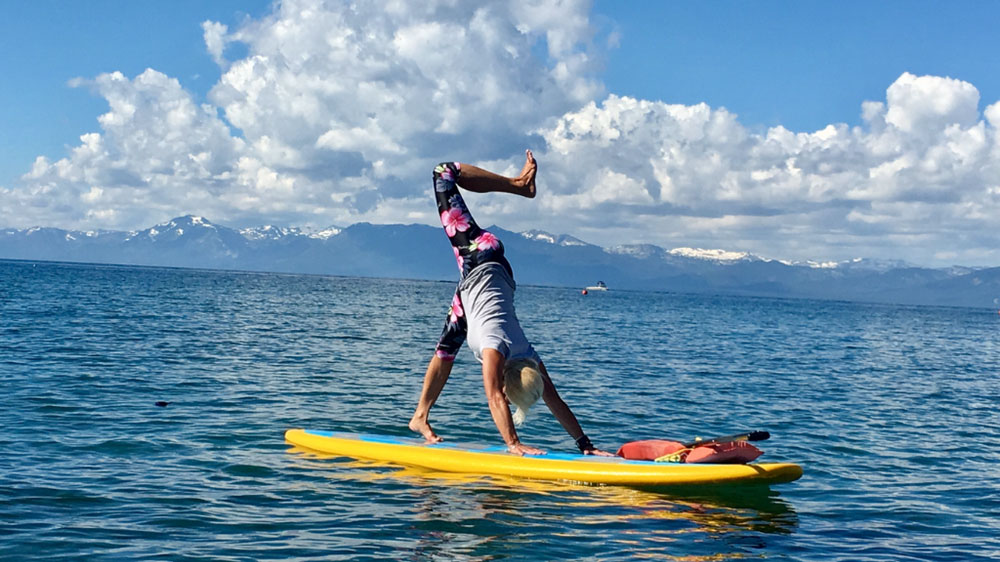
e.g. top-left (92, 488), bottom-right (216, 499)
top-left (3, 215), bottom-right (998, 309)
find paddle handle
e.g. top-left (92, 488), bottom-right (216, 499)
top-left (683, 430), bottom-right (770, 448)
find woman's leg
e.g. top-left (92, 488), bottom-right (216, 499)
top-left (411, 286), bottom-right (467, 442)
top-left (408, 354), bottom-right (454, 443)
top-left (457, 149), bottom-right (537, 198)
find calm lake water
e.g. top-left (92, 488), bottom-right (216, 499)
top-left (1, 259), bottom-right (998, 561)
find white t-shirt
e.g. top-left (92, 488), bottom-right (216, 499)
top-left (459, 262), bottom-right (540, 364)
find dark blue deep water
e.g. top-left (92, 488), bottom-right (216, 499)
top-left (1, 259), bottom-right (998, 561)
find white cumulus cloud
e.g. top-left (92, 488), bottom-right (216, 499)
top-left (2, 1), bottom-right (999, 267)
top-left (528, 73), bottom-right (1000, 266)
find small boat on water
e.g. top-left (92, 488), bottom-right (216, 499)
top-left (585, 281), bottom-right (608, 291)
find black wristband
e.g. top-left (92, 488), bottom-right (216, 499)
top-left (575, 434), bottom-right (594, 453)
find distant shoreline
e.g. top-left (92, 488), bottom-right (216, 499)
top-left (5, 257), bottom-right (996, 312)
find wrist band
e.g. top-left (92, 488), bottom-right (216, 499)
top-left (575, 434), bottom-right (594, 453)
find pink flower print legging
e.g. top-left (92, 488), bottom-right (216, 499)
top-left (432, 162), bottom-right (513, 361)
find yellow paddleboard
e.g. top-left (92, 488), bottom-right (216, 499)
top-left (285, 429), bottom-right (803, 487)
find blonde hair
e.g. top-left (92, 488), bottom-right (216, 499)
top-left (503, 358), bottom-right (544, 426)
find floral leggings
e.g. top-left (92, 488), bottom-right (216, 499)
top-left (433, 162), bottom-right (513, 361)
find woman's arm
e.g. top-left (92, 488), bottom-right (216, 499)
top-left (482, 349), bottom-right (545, 456)
top-left (537, 361), bottom-right (614, 456)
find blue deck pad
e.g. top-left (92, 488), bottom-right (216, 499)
top-left (303, 430), bottom-right (685, 465)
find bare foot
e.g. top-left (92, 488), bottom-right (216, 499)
top-left (409, 416), bottom-right (444, 444)
top-left (514, 149), bottom-right (537, 198)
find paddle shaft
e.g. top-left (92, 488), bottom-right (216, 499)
top-left (683, 430), bottom-right (770, 448)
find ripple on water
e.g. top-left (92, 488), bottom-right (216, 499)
top-left (1, 261), bottom-right (999, 561)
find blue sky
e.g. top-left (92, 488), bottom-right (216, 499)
top-left (0, 0), bottom-right (270, 184)
top-left (598, 2), bottom-right (999, 131)
top-left (2, 1), bottom-right (999, 267)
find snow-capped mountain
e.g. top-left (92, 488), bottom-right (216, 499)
top-left (240, 225), bottom-right (300, 241)
top-left (667, 247), bottom-right (770, 263)
top-left (127, 215), bottom-right (218, 242)
top-left (820, 257), bottom-right (916, 272)
top-left (520, 229), bottom-right (592, 247)
top-left (309, 226), bottom-right (342, 240)
top-left (240, 224), bottom-right (342, 241)
top-left (608, 244), bottom-right (772, 265)
top-left (2, 216), bottom-right (997, 308)
top-left (606, 244), bottom-right (669, 260)
top-left (611, 244), bottom-right (923, 272)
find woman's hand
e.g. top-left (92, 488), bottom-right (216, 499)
top-left (583, 448), bottom-right (615, 457)
top-left (508, 442), bottom-right (546, 456)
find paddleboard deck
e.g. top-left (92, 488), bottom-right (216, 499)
top-left (285, 429), bottom-right (803, 486)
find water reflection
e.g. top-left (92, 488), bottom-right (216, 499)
top-left (286, 447), bottom-right (798, 560)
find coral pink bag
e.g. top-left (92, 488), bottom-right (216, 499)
top-left (616, 439), bottom-right (763, 464)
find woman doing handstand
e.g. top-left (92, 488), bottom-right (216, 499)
top-left (408, 150), bottom-right (611, 457)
